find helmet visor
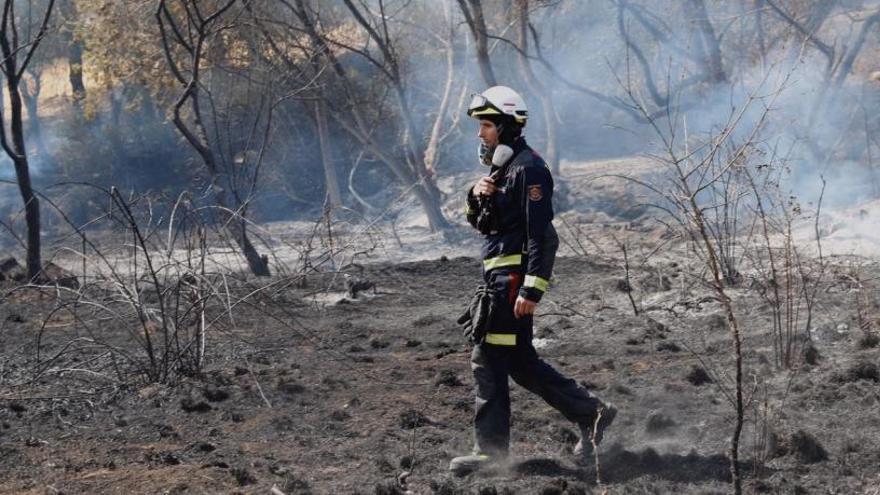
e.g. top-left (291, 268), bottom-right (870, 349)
top-left (468, 94), bottom-right (487, 113)
top-left (467, 93), bottom-right (502, 117)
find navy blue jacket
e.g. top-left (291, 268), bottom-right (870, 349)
top-left (465, 138), bottom-right (559, 302)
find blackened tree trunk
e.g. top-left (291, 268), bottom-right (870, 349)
top-left (4, 82), bottom-right (41, 279)
top-left (0, 0), bottom-right (55, 281)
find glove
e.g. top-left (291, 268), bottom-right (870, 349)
top-left (475, 197), bottom-right (497, 235)
top-left (458, 285), bottom-right (495, 344)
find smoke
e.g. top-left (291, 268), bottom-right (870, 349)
top-left (496, 1), bottom-right (880, 210)
top-left (416, 2), bottom-right (875, 187)
top-left (6, 0), bottom-right (880, 236)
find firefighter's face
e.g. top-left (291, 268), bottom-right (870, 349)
top-left (478, 120), bottom-right (498, 149)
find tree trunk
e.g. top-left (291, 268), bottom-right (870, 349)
top-left (5, 81), bottom-right (42, 280)
top-left (59, 0), bottom-right (86, 102)
top-left (315, 100), bottom-right (342, 207)
top-left (332, 110), bottom-right (450, 231)
top-left (832, 8), bottom-right (880, 88)
top-left (754, 0), bottom-right (767, 70)
top-left (424, 4), bottom-right (456, 177)
top-left (515, 0), bottom-right (558, 172)
top-left (292, 0), bottom-right (450, 231)
top-left (390, 84), bottom-right (449, 229)
top-left (68, 37), bottom-right (85, 102)
top-left (158, 0), bottom-right (270, 277)
top-left (194, 115), bottom-right (270, 277)
top-left (412, 182), bottom-right (450, 232)
top-left (0, 0), bottom-right (54, 281)
top-left (223, 206), bottom-right (270, 277)
top-left (107, 84), bottom-right (126, 186)
top-left (688, 0), bottom-right (727, 84)
top-left (20, 72), bottom-right (52, 165)
top-left (194, 117), bottom-right (271, 277)
top-left (457, 0), bottom-right (497, 87)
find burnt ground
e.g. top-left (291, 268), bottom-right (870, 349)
top-left (2, 243), bottom-right (880, 494)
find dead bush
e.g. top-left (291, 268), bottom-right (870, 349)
top-left (857, 333), bottom-right (880, 349)
top-left (399, 409), bottom-right (431, 429)
top-left (685, 365), bottom-right (712, 386)
top-left (790, 430), bottom-right (829, 464)
top-left (845, 362), bottom-right (879, 383)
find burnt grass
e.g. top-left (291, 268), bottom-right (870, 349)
top-left (1, 254), bottom-right (880, 494)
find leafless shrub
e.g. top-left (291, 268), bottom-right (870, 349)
top-left (0, 189), bottom-right (241, 386)
top-left (609, 53), bottom-right (809, 492)
top-left (744, 166), bottom-right (827, 369)
top-left (21, 187), bottom-right (248, 384)
top-left (4, 176), bottom-right (412, 390)
top-left (556, 214), bottom-right (600, 258)
top-left (845, 260), bottom-right (880, 349)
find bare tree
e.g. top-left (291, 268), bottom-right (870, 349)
top-left (611, 61), bottom-right (799, 495)
top-left (339, 0), bottom-right (449, 228)
top-left (457, 0), bottom-right (497, 87)
top-left (156, 0), bottom-right (271, 276)
top-left (240, 1), bottom-right (344, 212)
top-left (0, 0), bottom-right (56, 280)
top-left (760, 1), bottom-right (880, 161)
top-left (423, 0), bottom-right (464, 178)
top-left (278, 0), bottom-right (451, 231)
top-left (607, 0), bottom-right (730, 117)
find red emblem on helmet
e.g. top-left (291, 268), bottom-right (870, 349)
top-left (528, 184), bottom-right (543, 201)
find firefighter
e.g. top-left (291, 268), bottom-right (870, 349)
top-left (450, 86), bottom-right (617, 475)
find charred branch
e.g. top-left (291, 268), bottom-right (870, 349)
top-left (765, 0), bottom-right (835, 65)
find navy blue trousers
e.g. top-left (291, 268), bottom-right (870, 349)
top-left (472, 269), bottom-right (604, 456)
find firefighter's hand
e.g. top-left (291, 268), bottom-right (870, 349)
top-left (473, 176), bottom-right (497, 197)
top-left (514, 296), bottom-right (537, 319)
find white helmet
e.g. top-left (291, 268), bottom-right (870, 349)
top-left (467, 86), bottom-right (528, 126)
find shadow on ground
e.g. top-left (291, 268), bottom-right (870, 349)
top-left (507, 444), bottom-right (755, 485)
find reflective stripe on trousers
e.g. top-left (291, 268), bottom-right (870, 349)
top-left (485, 333), bottom-right (516, 346)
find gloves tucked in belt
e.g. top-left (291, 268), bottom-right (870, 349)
top-left (457, 285), bottom-right (496, 345)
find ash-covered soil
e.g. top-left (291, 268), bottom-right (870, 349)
top-left (2, 245), bottom-right (880, 494)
